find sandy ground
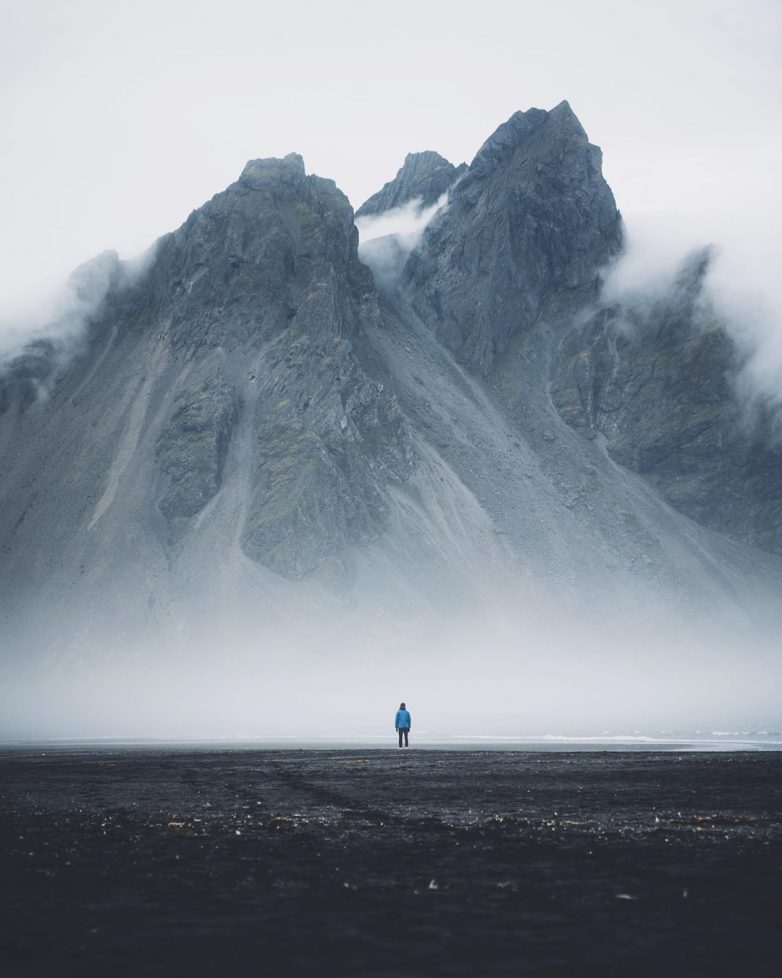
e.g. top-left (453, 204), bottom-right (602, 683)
top-left (1, 748), bottom-right (780, 977)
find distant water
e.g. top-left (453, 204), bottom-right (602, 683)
top-left (2, 733), bottom-right (782, 752)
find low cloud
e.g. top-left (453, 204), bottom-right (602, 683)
top-left (601, 219), bottom-right (782, 414)
top-left (356, 194), bottom-right (448, 288)
top-left (0, 245), bottom-right (155, 392)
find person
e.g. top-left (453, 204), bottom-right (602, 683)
top-left (395, 702), bottom-right (411, 748)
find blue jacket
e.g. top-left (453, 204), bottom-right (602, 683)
top-left (395, 709), bottom-right (411, 730)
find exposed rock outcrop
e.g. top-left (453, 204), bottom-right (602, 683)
top-left (355, 151), bottom-right (466, 218)
top-left (551, 249), bottom-right (782, 554)
top-left (156, 375), bottom-right (240, 521)
top-left (0, 152), bottom-right (418, 598)
top-left (143, 153), bottom-right (375, 352)
top-left (243, 333), bottom-right (414, 577)
top-left (405, 102), bottom-right (622, 374)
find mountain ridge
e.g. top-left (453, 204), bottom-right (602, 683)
top-left (1, 103), bottom-right (780, 671)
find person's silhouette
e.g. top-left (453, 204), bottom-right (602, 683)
top-left (395, 702), bottom-right (411, 748)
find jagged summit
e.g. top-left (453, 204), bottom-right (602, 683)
top-left (355, 150), bottom-right (466, 218)
top-left (240, 151), bottom-right (306, 183)
top-left (142, 152), bottom-right (371, 352)
top-left (404, 102), bottom-right (621, 374)
top-left (467, 101), bottom-right (585, 178)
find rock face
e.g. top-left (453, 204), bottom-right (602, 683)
top-left (148, 153), bottom-right (375, 352)
top-left (0, 103), bottom-right (780, 660)
top-left (0, 152), bottom-right (416, 608)
top-left (404, 102), bottom-right (622, 375)
top-left (139, 152), bottom-right (417, 574)
top-left (242, 333), bottom-right (414, 577)
top-left (156, 375), bottom-right (240, 521)
top-left (355, 151), bottom-right (466, 218)
top-left (551, 249), bottom-right (782, 555)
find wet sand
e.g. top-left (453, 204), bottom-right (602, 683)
top-left (1, 748), bottom-right (780, 977)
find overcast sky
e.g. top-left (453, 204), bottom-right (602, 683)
top-left (1, 0), bottom-right (780, 323)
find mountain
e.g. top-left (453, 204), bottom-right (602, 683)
top-left (552, 248), bottom-right (782, 555)
top-left (355, 151), bottom-right (466, 218)
top-left (405, 102), bottom-right (621, 374)
top-left (1, 103), bottom-right (780, 676)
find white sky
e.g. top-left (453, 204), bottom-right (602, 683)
top-left (1, 0), bottom-right (781, 322)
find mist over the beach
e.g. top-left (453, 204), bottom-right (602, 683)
top-left (3, 585), bottom-right (781, 741)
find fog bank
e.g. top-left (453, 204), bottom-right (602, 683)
top-left (2, 591), bottom-right (780, 742)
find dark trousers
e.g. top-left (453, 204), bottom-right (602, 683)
top-left (398, 727), bottom-right (409, 747)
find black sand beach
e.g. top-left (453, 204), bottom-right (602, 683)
top-left (1, 748), bottom-right (780, 977)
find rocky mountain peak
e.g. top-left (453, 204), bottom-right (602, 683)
top-left (546, 98), bottom-right (586, 133)
top-left (68, 249), bottom-right (123, 301)
top-left (466, 101), bottom-right (585, 181)
top-left (139, 154), bottom-right (372, 352)
top-left (404, 103), bottom-right (621, 373)
top-left (239, 152), bottom-right (306, 187)
top-left (355, 150), bottom-right (466, 218)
